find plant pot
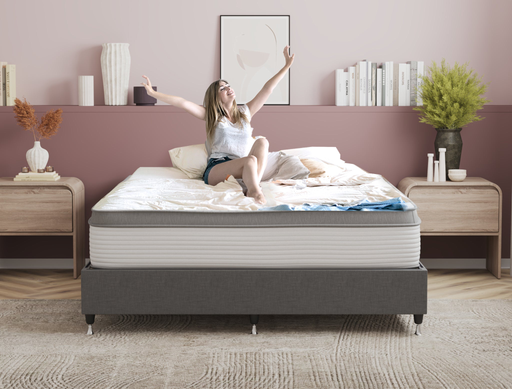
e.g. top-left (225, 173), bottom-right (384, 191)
top-left (26, 141), bottom-right (49, 172)
top-left (434, 128), bottom-right (462, 180)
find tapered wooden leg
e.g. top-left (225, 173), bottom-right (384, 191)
top-left (487, 235), bottom-right (501, 279)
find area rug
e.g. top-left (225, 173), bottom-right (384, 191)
top-left (0, 300), bottom-right (511, 388)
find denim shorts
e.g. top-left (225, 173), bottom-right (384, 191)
top-left (202, 156), bottom-right (233, 184)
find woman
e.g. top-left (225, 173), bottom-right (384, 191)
top-left (141, 46), bottom-right (295, 204)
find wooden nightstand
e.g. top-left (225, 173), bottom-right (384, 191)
top-left (0, 177), bottom-right (85, 278)
top-left (398, 177), bottom-right (502, 278)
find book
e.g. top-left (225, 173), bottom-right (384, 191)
top-left (14, 171), bottom-right (61, 181)
top-left (377, 67), bottom-right (382, 107)
top-left (358, 60), bottom-right (367, 106)
top-left (381, 63), bottom-right (387, 106)
top-left (371, 62), bottom-right (377, 106)
top-left (348, 66), bottom-right (356, 106)
top-left (405, 63), bottom-right (411, 106)
top-left (366, 60), bottom-right (372, 106)
top-left (399, 63), bottom-right (407, 106)
top-left (16, 171), bottom-right (59, 177)
top-left (417, 61), bottom-right (425, 106)
top-left (335, 69), bottom-right (348, 106)
top-left (0, 62), bottom-right (7, 106)
top-left (408, 61), bottom-right (418, 106)
top-left (393, 63), bottom-right (399, 106)
top-left (5, 64), bottom-right (16, 106)
top-left (355, 63), bottom-right (360, 106)
top-left (387, 62), bottom-right (394, 106)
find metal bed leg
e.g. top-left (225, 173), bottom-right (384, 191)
top-left (414, 314), bottom-right (423, 336)
top-left (86, 314), bottom-right (95, 335)
top-left (250, 315), bottom-right (259, 335)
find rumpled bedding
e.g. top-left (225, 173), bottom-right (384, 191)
top-left (93, 163), bottom-right (414, 212)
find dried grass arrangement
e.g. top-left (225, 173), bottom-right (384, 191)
top-left (13, 98), bottom-right (63, 141)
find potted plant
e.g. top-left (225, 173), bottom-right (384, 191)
top-left (13, 98), bottom-right (63, 172)
top-left (414, 59), bottom-right (490, 178)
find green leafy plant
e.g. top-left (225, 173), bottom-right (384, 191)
top-left (414, 59), bottom-right (490, 129)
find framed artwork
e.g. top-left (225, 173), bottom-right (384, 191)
top-left (220, 15), bottom-right (290, 105)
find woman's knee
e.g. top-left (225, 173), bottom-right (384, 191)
top-left (244, 155), bottom-right (257, 167)
top-left (255, 137), bottom-right (269, 150)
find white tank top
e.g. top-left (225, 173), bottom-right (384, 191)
top-left (207, 104), bottom-right (253, 159)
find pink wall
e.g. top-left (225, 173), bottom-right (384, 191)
top-left (0, 105), bottom-right (511, 262)
top-left (0, 0), bottom-right (511, 106)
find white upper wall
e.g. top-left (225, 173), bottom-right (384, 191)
top-left (1, 0), bottom-right (510, 105)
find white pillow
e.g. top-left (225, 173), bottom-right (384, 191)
top-left (169, 144), bottom-right (208, 179)
top-left (261, 152), bottom-right (310, 181)
top-left (280, 146), bottom-right (344, 167)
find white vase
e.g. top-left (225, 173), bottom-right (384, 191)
top-left (100, 43), bottom-right (131, 105)
top-left (78, 75), bottom-right (94, 106)
top-left (26, 141), bottom-right (49, 172)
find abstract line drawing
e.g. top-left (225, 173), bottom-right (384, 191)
top-left (221, 15), bottom-right (290, 105)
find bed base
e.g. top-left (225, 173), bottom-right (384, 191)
top-left (81, 263), bottom-right (427, 335)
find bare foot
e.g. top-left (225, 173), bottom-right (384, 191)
top-left (247, 189), bottom-right (267, 205)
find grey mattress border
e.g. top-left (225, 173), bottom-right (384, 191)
top-left (89, 209), bottom-right (421, 228)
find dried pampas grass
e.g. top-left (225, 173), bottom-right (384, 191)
top-left (13, 98), bottom-right (63, 141)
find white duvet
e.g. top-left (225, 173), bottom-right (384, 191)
top-left (93, 164), bottom-right (411, 212)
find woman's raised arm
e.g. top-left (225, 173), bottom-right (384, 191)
top-left (141, 75), bottom-right (206, 121)
top-left (246, 46), bottom-right (295, 117)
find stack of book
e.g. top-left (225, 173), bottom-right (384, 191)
top-left (0, 62), bottom-right (16, 106)
top-left (335, 60), bottom-right (424, 107)
top-left (14, 171), bottom-right (61, 181)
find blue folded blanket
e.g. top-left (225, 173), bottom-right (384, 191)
top-left (260, 197), bottom-right (411, 212)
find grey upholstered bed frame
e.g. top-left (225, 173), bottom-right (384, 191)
top-left (81, 263), bottom-right (427, 335)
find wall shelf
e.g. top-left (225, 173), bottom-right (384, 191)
top-left (0, 105), bottom-right (510, 114)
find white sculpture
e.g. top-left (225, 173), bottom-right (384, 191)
top-left (100, 43), bottom-right (131, 105)
top-left (427, 153), bottom-right (434, 182)
top-left (439, 148), bottom-right (446, 182)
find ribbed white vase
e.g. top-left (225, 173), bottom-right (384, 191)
top-left (26, 141), bottom-right (49, 172)
top-left (100, 43), bottom-right (131, 106)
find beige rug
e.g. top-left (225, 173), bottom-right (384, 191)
top-left (0, 300), bottom-right (511, 388)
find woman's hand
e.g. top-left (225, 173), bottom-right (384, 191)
top-left (283, 46), bottom-right (295, 68)
top-left (141, 75), bottom-right (155, 96)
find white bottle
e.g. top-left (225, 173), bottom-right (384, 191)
top-left (434, 161), bottom-right (440, 182)
top-left (427, 153), bottom-right (434, 182)
top-left (439, 148), bottom-right (446, 182)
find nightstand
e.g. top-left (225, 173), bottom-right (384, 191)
top-left (0, 177), bottom-right (85, 278)
top-left (398, 177), bottom-right (502, 279)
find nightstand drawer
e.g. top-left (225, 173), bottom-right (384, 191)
top-left (0, 187), bottom-right (73, 232)
top-left (408, 187), bottom-right (499, 233)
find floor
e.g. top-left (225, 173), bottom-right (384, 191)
top-left (0, 269), bottom-right (511, 299)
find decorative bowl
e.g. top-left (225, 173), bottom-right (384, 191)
top-left (448, 169), bottom-right (467, 182)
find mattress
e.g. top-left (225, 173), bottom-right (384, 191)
top-left (89, 167), bottom-right (421, 269)
top-left (90, 225), bottom-right (420, 269)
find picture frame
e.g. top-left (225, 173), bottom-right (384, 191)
top-left (220, 15), bottom-right (290, 105)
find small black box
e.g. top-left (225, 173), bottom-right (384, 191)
top-left (134, 86), bottom-right (157, 106)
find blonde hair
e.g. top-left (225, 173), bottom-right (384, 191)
top-left (203, 80), bottom-right (249, 142)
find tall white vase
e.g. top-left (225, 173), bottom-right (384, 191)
top-left (26, 141), bottom-right (49, 172)
top-left (100, 43), bottom-right (131, 106)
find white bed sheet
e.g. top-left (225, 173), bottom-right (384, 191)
top-left (93, 164), bottom-right (413, 212)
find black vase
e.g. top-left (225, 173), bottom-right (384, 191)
top-left (434, 128), bottom-right (462, 180)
